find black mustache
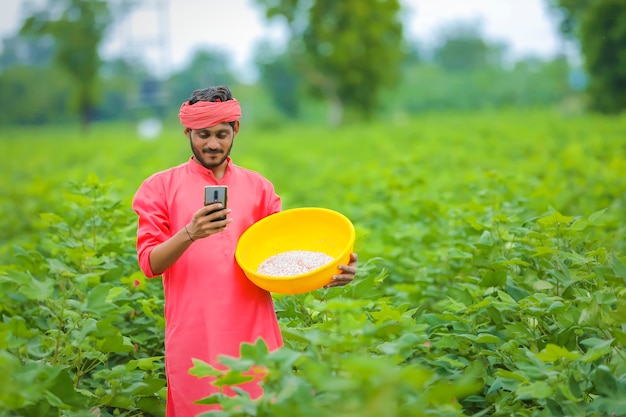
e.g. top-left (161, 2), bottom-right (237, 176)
top-left (203, 149), bottom-right (223, 154)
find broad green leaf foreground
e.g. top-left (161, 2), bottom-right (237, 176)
top-left (1, 109), bottom-right (625, 416)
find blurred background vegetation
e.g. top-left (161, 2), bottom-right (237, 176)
top-left (0, 0), bottom-right (624, 129)
top-left (1, 3), bottom-right (625, 415)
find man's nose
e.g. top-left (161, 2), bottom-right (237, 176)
top-left (206, 136), bottom-right (220, 148)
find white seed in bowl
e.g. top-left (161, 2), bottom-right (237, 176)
top-left (257, 250), bottom-right (334, 277)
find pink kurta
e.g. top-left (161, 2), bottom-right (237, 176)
top-left (132, 157), bottom-right (283, 416)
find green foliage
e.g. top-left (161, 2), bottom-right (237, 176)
top-left (432, 22), bottom-right (504, 72)
top-left (255, 44), bottom-right (301, 118)
top-left (204, 109), bottom-right (625, 416)
top-left (0, 33), bottom-right (55, 70)
top-left (579, 0), bottom-right (626, 113)
top-left (167, 49), bottom-right (238, 105)
top-left (392, 58), bottom-right (572, 113)
top-left (0, 65), bottom-right (74, 125)
top-left (20, 0), bottom-right (112, 128)
top-left (96, 58), bottom-right (142, 122)
top-left (548, 0), bottom-right (626, 114)
top-left (1, 3), bottom-right (577, 125)
top-left (0, 177), bottom-right (166, 416)
top-left (255, 0), bottom-right (405, 123)
top-left (1, 109), bottom-right (625, 415)
top-left (547, 0), bottom-right (589, 39)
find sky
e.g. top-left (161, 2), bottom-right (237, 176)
top-left (0, 0), bottom-right (564, 81)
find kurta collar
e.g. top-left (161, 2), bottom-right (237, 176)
top-left (187, 156), bottom-right (233, 182)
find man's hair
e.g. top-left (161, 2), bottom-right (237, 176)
top-left (187, 86), bottom-right (233, 105)
top-left (186, 86), bottom-right (237, 130)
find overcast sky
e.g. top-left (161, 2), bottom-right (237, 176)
top-left (1, 0), bottom-right (564, 80)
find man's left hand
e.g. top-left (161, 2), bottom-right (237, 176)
top-left (326, 253), bottom-right (358, 288)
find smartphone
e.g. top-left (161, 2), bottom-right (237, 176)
top-left (204, 185), bottom-right (228, 221)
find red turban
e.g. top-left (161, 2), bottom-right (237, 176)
top-left (178, 99), bottom-right (242, 129)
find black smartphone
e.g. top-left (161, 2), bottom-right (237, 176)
top-left (204, 185), bottom-right (228, 221)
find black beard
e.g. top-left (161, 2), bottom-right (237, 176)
top-left (190, 140), bottom-right (233, 170)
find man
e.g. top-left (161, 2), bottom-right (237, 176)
top-left (132, 85), bottom-right (358, 416)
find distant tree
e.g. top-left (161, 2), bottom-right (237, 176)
top-left (546, 0), bottom-right (588, 40)
top-left (0, 34), bottom-right (55, 71)
top-left (20, 0), bottom-right (112, 131)
top-left (548, 0), bottom-right (626, 113)
top-left (255, 41), bottom-right (301, 118)
top-left (432, 22), bottom-right (504, 72)
top-left (0, 65), bottom-right (73, 124)
top-left (96, 58), bottom-right (141, 121)
top-left (255, 0), bottom-right (405, 125)
top-left (166, 48), bottom-right (237, 105)
top-left (402, 41), bottom-right (422, 68)
top-left (578, 0), bottom-right (626, 113)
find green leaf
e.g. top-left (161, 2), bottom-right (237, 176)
top-left (547, 301), bottom-right (566, 313)
top-left (189, 359), bottom-right (221, 379)
top-left (568, 218), bottom-right (588, 231)
top-left (568, 374), bottom-right (583, 399)
top-left (481, 269), bottom-right (506, 287)
top-left (86, 283), bottom-right (116, 314)
top-left (538, 211), bottom-right (574, 227)
top-left (370, 302), bottom-right (407, 321)
top-left (477, 230), bottom-right (494, 246)
top-left (218, 355), bottom-right (255, 372)
top-left (195, 393), bottom-right (223, 406)
top-left (546, 398), bottom-right (566, 416)
top-left (436, 355), bottom-right (467, 369)
top-left (592, 365), bottom-right (620, 397)
top-left (497, 290), bottom-right (518, 305)
top-left (494, 369), bottom-right (527, 383)
top-left (610, 254), bottom-right (626, 282)
top-left (447, 286), bottom-right (474, 306)
top-left (516, 380), bottom-right (553, 400)
top-left (4, 317), bottom-right (36, 339)
top-left (212, 370), bottom-right (255, 387)
top-left (7, 270), bottom-right (54, 301)
top-left (47, 368), bottom-right (88, 407)
top-left (38, 212), bottom-right (65, 227)
top-left (98, 334), bottom-right (134, 353)
top-left (558, 378), bottom-right (582, 402)
top-left (86, 172), bottom-right (100, 186)
top-left (581, 339), bottom-right (614, 363)
top-left (475, 334), bottom-right (501, 344)
top-left (267, 346), bottom-right (306, 371)
top-left (43, 390), bottom-right (65, 407)
top-left (533, 280), bottom-right (554, 291)
top-left (594, 290), bottom-right (617, 305)
top-left (588, 208), bottom-right (607, 225)
top-left (106, 286), bottom-right (127, 302)
top-left (127, 356), bottom-right (164, 371)
top-left (591, 396), bottom-right (626, 415)
top-left (280, 328), bottom-right (311, 345)
top-left (448, 248), bottom-right (473, 259)
top-left (534, 246), bottom-right (558, 256)
top-left (535, 344), bottom-right (580, 362)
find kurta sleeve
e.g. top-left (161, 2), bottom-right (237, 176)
top-left (132, 177), bottom-right (170, 278)
top-left (265, 183), bottom-right (282, 216)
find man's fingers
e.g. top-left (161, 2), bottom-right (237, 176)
top-left (338, 264), bottom-right (357, 275)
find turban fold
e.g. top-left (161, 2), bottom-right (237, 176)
top-left (178, 99), bottom-right (242, 129)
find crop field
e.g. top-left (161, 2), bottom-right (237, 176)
top-left (1, 109), bottom-right (625, 416)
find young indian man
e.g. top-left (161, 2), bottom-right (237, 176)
top-left (132, 85), bottom-right (358, 416)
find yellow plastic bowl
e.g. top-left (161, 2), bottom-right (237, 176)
top-left (235, 207), bottom-right (355, 294)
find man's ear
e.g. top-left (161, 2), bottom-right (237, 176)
top-left (233, 120), bottom-right (240, 135)
top-left (184, 127), bottom-right (191, 137)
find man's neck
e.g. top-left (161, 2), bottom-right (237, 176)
top-left (192, 156), bottom-right (228, 181)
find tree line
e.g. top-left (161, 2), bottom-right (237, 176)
top-left (0, 0), bottom-right (623, 128)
